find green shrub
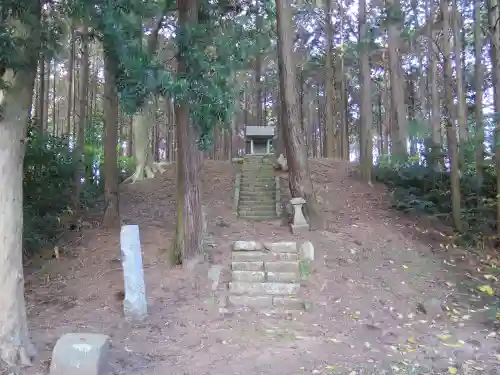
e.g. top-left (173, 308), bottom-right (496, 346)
top-left (23, 128), bottom-right (101, 253)
top-left (373, 144), bottom-right (497, 244)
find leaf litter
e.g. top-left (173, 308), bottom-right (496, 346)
top-left (18, 159), bottom-right (500, 375)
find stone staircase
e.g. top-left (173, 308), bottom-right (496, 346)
top-left (237, 156), bottom-right (278, 221)
top-left (226, 241), bottom-right (307, 311)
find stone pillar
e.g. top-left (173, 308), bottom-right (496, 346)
top-left (290, 197), bottom-right (309, 233)
top-left (250, 138), bottom-right (254, 154)
top-left (120, 225), bottom-right (148, 321)
top-left (266, 139), bottom-right (270, 154)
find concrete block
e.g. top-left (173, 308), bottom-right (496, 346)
top-left (232, 270), bottom-right (266, 282)
top-left (228, 295), bottom-right (273, 308)
top-left (49, 333), bottom-right (110, 375)
top-left (231, 261), bottom-right (264, 271)
top-left (265, 261), bottom-right (299, 273)
top-left (273, 297), bottom-right (305, 310)
top-left (232, 241), bottom-right (263, 251)
top-left (266, 271), bottom-right (300, 283)
top-left (229, 282), bottom-right (300, 295)
top-left (232, 251), bottom-right (267, 262)
top-left (263, 241), bottom-right (297, 253)
top-left (300, 241), bottom-right (315, 261)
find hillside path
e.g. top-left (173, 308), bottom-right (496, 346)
top-left (21, 160), bottom-right (500, 375)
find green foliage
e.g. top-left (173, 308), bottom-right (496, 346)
top-left (23, 128), bottom-right (101, 253)
top-left (89, 0), bottom-right (258, 151)
top-left (374, 140), bottom-right (498, 245)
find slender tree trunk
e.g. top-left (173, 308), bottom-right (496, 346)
top-left (474, 0), bottom-right (484, 186)
top-left (452, 0), bottom-right (468, 144)
top-left (324, 0), bottom-right (336, 158)
top-left (441, 0), bottom-right (462, 231)
top-left (37, 58), bottom-right (45, 129)
top-left (173, 0), bottom-right (204, 265)
top-left (487, 0), bottom-right (500, 235)
top-left (66, 29), bottom-right (75, 135)
top-left (102, 50), bottom-right (120, 227)
top-left (276, 0), bottom-right (322, 229)
top-left (359, 0), bottom-right (372, 183)
top-left (255, 0), bottom-right (263, 127)
top-left (73, 31), bottom-right (90, 215)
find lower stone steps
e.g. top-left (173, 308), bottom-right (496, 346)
top-left (221, 241), bottom-right (312, 312)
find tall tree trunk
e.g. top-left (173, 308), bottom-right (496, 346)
top-left (359, 0), bottom-right (372, 183)
top-left (173, 0), bottom-right (204, 265)
top-left (275, 0), bottom-right (322, 229)
top-left (474, 0), bottom-right (485, 186)
top-left (488, 0), bottom-right (500, 235)
top-left (255, 0), bottom-right (263, 126)
top-left (102, 50), bottom-right (120, 227)
top-left (73, 31), bottom-right (90, 215)
top-left (126, 16), bottom-right (166, 183)
top-left (324, 0), bottom-right (336, 158)
top-left (427, 0), bottom-right (441, 168)
top-left (37, 58), bottom-right (45, 129)
top-left (66, 28), bottom-right (75, 135)
top-left (0, 8), bottom-right (41, 366)
top-left (451, 0), bottom-right (468, 144)
top-left (337, 1), bottom-right (349, 159)
top-left (441, 0), bottom-right (462, 231)
top-left (44, 57), bottom-right (50, 131)
top-left (52, 59), bottom-right (57, 135)
top-left (386, 0), bottom-right (408, 160)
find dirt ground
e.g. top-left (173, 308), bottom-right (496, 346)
top-left (18, 159), bottom-right (500, 375)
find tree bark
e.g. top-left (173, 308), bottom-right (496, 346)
top-left (474, 0), bottom-right (484, 186)
top-left (359, 0), bottom-right (372, 183)
top-left (386, 0), bottom-right (408, 160)
top-left (173, 0), bottom-right (204, 265)
top-left (102, 50), bottom-right (120, 227)
top-left (487, 0), bottom-right (500, 235)
top-left (73, 30), bottom-right (90, 215)
top-left (66, 29), bottom-right (75, 135)
top-left (275, 0), bottom-right (322, 229)
top-left (441, 0), bottom-right (462, 231)
top-left (0, 8), bottom-right (40, 365)
top-left (324, 0), bottom-right (336, 158)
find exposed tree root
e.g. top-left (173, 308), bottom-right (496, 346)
top-left (0, 340), bottom-right (36, 368)
top-left (122, 161), bottom-right (170, 184)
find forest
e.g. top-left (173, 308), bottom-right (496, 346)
top-left (0, 0), bottom-right (499, 370)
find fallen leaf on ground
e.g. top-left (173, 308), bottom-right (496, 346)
top-left (478, 285), bottom-right (495, 295)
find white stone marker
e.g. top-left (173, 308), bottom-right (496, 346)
top-left (120, 224), bottom-right (148, 321)
top-left (50, 333), bottom-right (110, 375)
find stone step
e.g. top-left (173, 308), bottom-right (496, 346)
top-left (229, 281), bottom-right (300, 295)
top-left (238, 205), bottom-right (276, 212)
top-left (231, 270), bottom-right (299, 283)
top-left (239, 209), bottom-right (277, 216)
top-left (239, 214), bottom-right (279, 221)
top-left (240, 187), bottom-right (276, 192)
top-left (227, 295), bottom-right (305, 310)
top-left (265, 261), bottom-right (299, 273)
top-left (239, 200), bottom-right (276, 205)
top-left (238, 204), bottom-right (276, 210)
top-left (239, 192), bottom-right (276, 197)
top-left (240, 179), bottom-right (275, 184)
top-left (232, 251), bottom-right (299, 262)
top-left (239, 198), bottom-right (276, 204)
top-left (232, 261), bottom-right (264, 271)
top-left (241, 174), bottom-right (275, 178)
